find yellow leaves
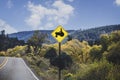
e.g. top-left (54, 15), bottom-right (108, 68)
top-left (6, 45), bottom-right (26, 56)
top-left (0, 51), bottom-right (6, 56)
top-left (64, 73), bottom-right (73, 80)
top-left (91, 45), bottom-right (102, 51)
top-left (61, 39), bottom-right (91, 63)
top-left (14, 46), bottom-right (26, 51)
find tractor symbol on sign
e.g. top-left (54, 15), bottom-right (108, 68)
top-left (55, 28), bottom-right (64, 37)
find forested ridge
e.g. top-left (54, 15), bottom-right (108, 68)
top-left (8, 24), bottom-right (120, 44)
top-left (71, 24), bottom-right (120, 45)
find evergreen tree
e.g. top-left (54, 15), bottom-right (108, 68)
top-left (0, 30), bottom-right (25, 51)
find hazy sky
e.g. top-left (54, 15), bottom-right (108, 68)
top-left (0, 0), bottom-right (120, 34)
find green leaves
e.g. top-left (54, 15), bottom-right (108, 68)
top-left (106, 42), bottom-right (120, 65)
top-left (44, 47), bottom-right (57, 59)
top-left (27, 30), bottom-right (48, 54)
top-left (89, 45), bottom-right (102, 62)
top-left (50, 52), bottom-right (73, 70)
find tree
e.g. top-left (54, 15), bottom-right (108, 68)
top-left (0, 30), bottom-right (25, 51)
top-left (106, 41), bottom-right (120, 65)
top-left (44, 47), bottom-right (57, 59)
top-left (100, 31), bottom-right (120, 52)
top-left (110, 31), bottom-right (120, 43)
top-left (100, 34), bottom-right (110, 52)
top-left (25, 45), bottom-right (31, 53)
top-left (27, 30), bottom-right (48, 54)
top-left (67, 35), bottom-right (72, 41)
top-left (62, 39), bottom-right (91, 63)
top-left (1, 30), bottom-right (5, 37)
top-left (89, 45), bottom-right (102, 62)
top-left (50, 52), bottom-right (73, 70)
top-left (102, 30), bottom-right (120, 65)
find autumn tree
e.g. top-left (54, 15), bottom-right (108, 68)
top-left (62, 39), bottom-right (90, 63)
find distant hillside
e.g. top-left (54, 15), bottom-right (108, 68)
top-left (9, 30), bottom-right (74, 43)
top-left (70, 24), bottom-right (120, 45)
top-left (9, 24), bottom-right (120, 44)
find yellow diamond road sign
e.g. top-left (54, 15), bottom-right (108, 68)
top-left (51, 25), bottom-right (68, 42)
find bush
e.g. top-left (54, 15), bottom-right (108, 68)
top-left (75, 61), bottom-right (111, 80)
top-left (107, 65), bottom-right (120, 80)
top-left (106, 42), bottom-right (120, 65)
top-left (64, 73), bottom-right (73, 80)
top-left (89, 45), bottom-right (102, 62)
top-left (37, 59), bottom-right (49, 71)
top-left (15, 53), bottom-right (21, 57)
top-left (44, 47), bottom-right (57, 59)
top-left (7, 46), bottom-right (26, 57)
top-left (50, 52), bottom-right (73, 70)
top-left (0, 51), bottom-right (6, 56)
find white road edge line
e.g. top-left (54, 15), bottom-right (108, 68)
top-left (0, 57), bottom-right (8, 70)
top-left (21, 59), bottom-right (39, 80)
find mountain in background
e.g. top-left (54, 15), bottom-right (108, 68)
top-left (9, 24), bottom-right (120, 44)
top-left (70, 24), bottom-right (120, 45)
top-left (9, 30), bottom-right (74, 43)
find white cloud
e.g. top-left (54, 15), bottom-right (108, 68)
top-left (25, 0), bottom-right (74, 30)
top-left (115, 0), bottom-right (120, 6)
top-left (0, 19), bottom-right (17, 34)
top-left (67, 0), bottom-right (74, 2)
top-left (44, 23), bottom-right (54, 29)
top-left (7, 0), bottom-right (13, 8)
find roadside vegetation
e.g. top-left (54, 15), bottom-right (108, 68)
top-left (0, 30), bottom-right (120, 80)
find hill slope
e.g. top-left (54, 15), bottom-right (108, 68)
top-left (9, 24), bottom-right (120, 44)
top-left (9, 30), bottom-right (74, 43)
top-left (71, 24), bottom-right (120, 43)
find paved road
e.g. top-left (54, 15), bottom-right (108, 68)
top-left (0, 57), bottom-right (40, 80)
top-left (0, 57), bottom-right (4, 65)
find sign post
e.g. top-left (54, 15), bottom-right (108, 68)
top-left (51, 25), bottom-right (68, 80)
top-left (58, 42), bottom-right (61, 80)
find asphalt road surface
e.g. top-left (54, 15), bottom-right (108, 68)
top-left (0, 57), bottom-right (40, 80)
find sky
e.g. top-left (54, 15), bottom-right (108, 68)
top-left (0, 0), bottom-right (120, 34)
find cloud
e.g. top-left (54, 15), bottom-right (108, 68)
top-left (67, 0), bottom-right (74, 2)
top-left (115, 0), bottom-right (120, 6)
top-left (25, 0), bottom-right (74, 30)
top-left (0, 19), bottom-right (17, 34)
top-left (7, 0), bottom-right (13, 8)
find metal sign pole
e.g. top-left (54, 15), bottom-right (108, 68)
top-left (58, 42), bottom-right (61, 80)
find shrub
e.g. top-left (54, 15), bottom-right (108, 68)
top-left (107, 65), bottom-right (120, 80)
top-left (64, 73), bottom-right (73, 80)
top-left (15, 53), bottom-right (21, 57)
top-left (7, 46), bottom-right (26, 57)
top-left (106, 42), bottom-right (120, 65)
top-left (89, 45), bottom-right (102, 62)
top-left (76, 61), bottom-right (111, 80)
top-left (44, 47), bottom-right (57, 59)
top-left (50, 52), bottom-right (73, 70)
top-left (0, 51), bottom-right (6, 56)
